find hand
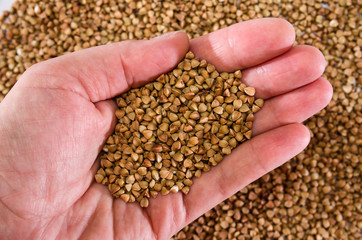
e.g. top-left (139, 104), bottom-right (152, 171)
top-left (0, 18), bottom-right (332, 239)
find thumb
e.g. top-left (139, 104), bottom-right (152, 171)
top-left (20, 31), bottom-right (189, 103)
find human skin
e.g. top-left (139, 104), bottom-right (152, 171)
top-left (0, 18), bottom-right (332, 240)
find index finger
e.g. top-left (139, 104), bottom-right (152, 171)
top-left (190, 18), bottom-right (295, 71)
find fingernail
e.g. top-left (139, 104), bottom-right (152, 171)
top-left (152, 31), bottom-right (183, 40)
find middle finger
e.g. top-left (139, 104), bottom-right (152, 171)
top-left (243, 45), bottom-right (326, 99)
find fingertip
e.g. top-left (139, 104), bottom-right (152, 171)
top-left (321, 77), bottom-right (333, 103)
top-left (163, 31), bottom-right (190, 66)
top-left (292, 123), bottom-right (311, 150)
top-left (262, 123), bottom-right (310, 167)
top-left (297, 45), bottom-right (326, 79)
top-left (95, 100), bottom-right (116, 117)
top-left (129, 31), bottom-right (190, 88)
top-left (315, 48), bottom-right (327, 72)
top-left (251, 18), bottom-right (296, 60)
top-left (159, 31), bottom-right (190, 49)
top-left (313, 77), bottom-right (334, 108)
top-left (272, 18), bottom-right (296, 48)
top-left (263, 123), bottom-right (310, 158)
top-left (150, 31), bottom-right (190, 61)
top-left (94, 100), bottom-right (117, 135)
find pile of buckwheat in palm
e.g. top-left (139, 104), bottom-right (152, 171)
top-left (95, 51), bottom-right (262, 207)
top-left (0, 0), bottom-right (360, 239)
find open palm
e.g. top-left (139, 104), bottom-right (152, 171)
top-left (0, 18), bottom-right (332, 240)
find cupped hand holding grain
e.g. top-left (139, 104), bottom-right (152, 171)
top-left (0, 18), bottom-right (332, 239)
